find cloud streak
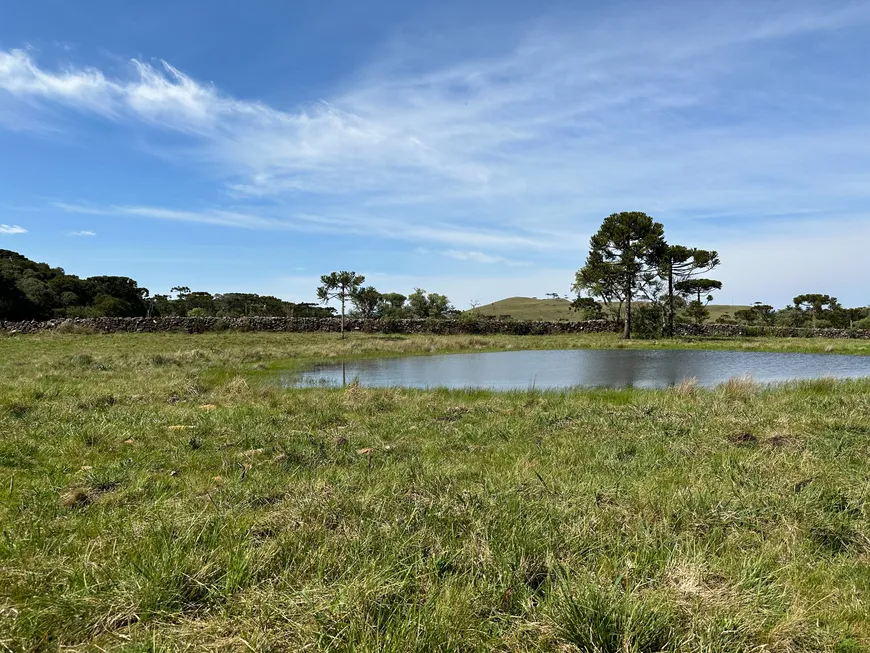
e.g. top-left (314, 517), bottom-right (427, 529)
top-left (53, 202), bottom-right (564, 251)
top-left (69, 230), bottom-right (96, 236)
top-left (4, 2), bottom-right (869, 226)
top-left (0, 224), bottom-right (27, 234)
top-left (3, 2), bottom-right (870, 304)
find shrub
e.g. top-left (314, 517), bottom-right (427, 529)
top-left (631, 304), bottom-right (663, 339)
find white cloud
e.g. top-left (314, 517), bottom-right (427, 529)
top-left (54, 201), bottom-right (564, 250)
top-left (443, 250), bottom-right (504, 264)
top-left (69, 230), bottom-right (96, 236)
top-left (4, 4), bottom-right (869, 226)
top-left (4, 3), bottom-right (870, 304)
top-left (0, 224), bottom-right (27, 234)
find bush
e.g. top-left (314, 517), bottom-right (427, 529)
top-left (853, 316), bottom-right (870, 330)
top-left (684, 300), bottom-right (709, 325)
top-left (631, 304), bottom-right (663, 339)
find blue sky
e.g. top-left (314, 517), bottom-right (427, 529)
top-left (1, 0), bottom-right (869, 308)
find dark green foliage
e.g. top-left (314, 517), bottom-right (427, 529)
top-left (571, 296), bottom-right (605, 320)
top-left (350, 286), bottom-right (383, 318)
top-left (684, 300), bottom-right (709, 325)
top-left (631, 303), bottom-right (664, 339)
top-left (575, 212), bottom-right (666, 339)
top-left (735, 303), bottom-right (776, 326)
top-left (0, 250), bottom-right (336, 321)
top-left (0, 249), bottom-right (150, 319)
top-left (661, 246), bottom-right (720, 336)
top-left (793, 294), bottom-right (840, 328)
top-left (317, 271), bottom-right (366, 338)
top-left (674, 279), bottom-right (722, 325)
top-left (407, 288), bottom-right (454, 318)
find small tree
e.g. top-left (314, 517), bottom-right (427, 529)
top-left (570, 296), bottom-right (605, 320)
top-left (380, 292), bottom-right (408, 317)
top-left (350, 286), bottom-right (383, 318)
top-left (793, 294), bottom-right (838, 328)
top-left (660, 246), bottom-right (720, 336)
top-left (674, 278), bottom-right (722, 325)
top-left (407, 289), bottom-right (454, 318)
top-left (317, 271), bottom-right (365, 338)
top-left (734, 308), bottom-right (757, 325)
top-left (576, 212), bottom-right (666, 339)
top-left (573, 255), bottom-right (628, 323)
top-left (735, 302), bottom-right (775, 326)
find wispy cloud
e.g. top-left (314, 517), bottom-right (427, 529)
top-left (4, 2), bottom-right (870, 304)
top-left (0, 224), bottom-right (27, 234)
top-left (54, 201), bottom-right (563, 250)
top-left (69, 230), bottom-right (96, 236)
top-left (4, 2), bottom-right (868, 228)
top-left (443, 250), bottom-right (504, 264)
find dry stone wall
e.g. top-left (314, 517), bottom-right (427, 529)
top-left (2, 316), bottom-right (870, 339)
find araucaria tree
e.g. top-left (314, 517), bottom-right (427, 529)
top-left (577, 212), bottom-right (666, 339)
top-left (793, 293), bottom-right (838, 328)
top-left (317, 271), bottom-right (365, 338)
top-left (674, 278), bottom-right (723, 324)
top-left (660, 246), bottom-right (720, 336)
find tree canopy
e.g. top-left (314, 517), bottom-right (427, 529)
top-left (576, 211), bottom-right (666, 338)
top-left (660, 246), bottom-right (720, 335)
top-left (0, 249), bottom-right (334, 321)
top-left (317, 271), bottom-right (365, 338)
top-left (793, 294), bottom-right (839, 328)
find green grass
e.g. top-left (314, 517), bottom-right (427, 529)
top-left (1, 331), bottom-right (870, 651)
top-left (471, 296), bottom-right (751, 324)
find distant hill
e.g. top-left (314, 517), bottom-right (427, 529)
top-left (470, 296), bottom-right (750, 324)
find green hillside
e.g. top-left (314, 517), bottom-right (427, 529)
top-left (471, 296), bottom-right (750, 323)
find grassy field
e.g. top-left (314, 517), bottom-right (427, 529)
top-left (472, 297), bottom-right (751, 324)
top-left (2, 331), bottom-right (870, 651)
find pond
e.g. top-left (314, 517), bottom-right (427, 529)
top-left (284, 348), bottom-right (870, 390)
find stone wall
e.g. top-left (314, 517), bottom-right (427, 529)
top-left (2, 316), bottom-right (870, 339)
top-left (0, 317), bottom-right (615, 335)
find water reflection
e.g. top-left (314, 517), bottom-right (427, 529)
top-left (285, 349), bottom-right (870, 390)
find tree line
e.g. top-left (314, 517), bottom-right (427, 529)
top-left (573, 212), bottom-right (869, 338)
top-left (718, 296), bottom-right (869, 331)
top-left (0, 250), bottom-right (456, 324)
top-left (0, 249), bottom-right (333, 320)
top-left (317, 271), bottom-right (456, 338)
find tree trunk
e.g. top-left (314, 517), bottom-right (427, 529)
top-left (623, 281), bottom-right (632, 339)
top-left (340, 296), bottom-right (345, 339)
top-left (667, 262), bottom-right (674, 337)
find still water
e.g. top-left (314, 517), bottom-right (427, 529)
top-left (285, 348), bottom-right (870, 390)
top-left (282, 349), bottom-right (870, 390)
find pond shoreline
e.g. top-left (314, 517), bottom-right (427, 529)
top-left (286, 347), bottom-right (870, 391)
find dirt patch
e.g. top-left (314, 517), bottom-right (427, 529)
top-left (766, 434), bottom-right (800, 448)
top-left (728, 431), bottom-right (758, 445)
